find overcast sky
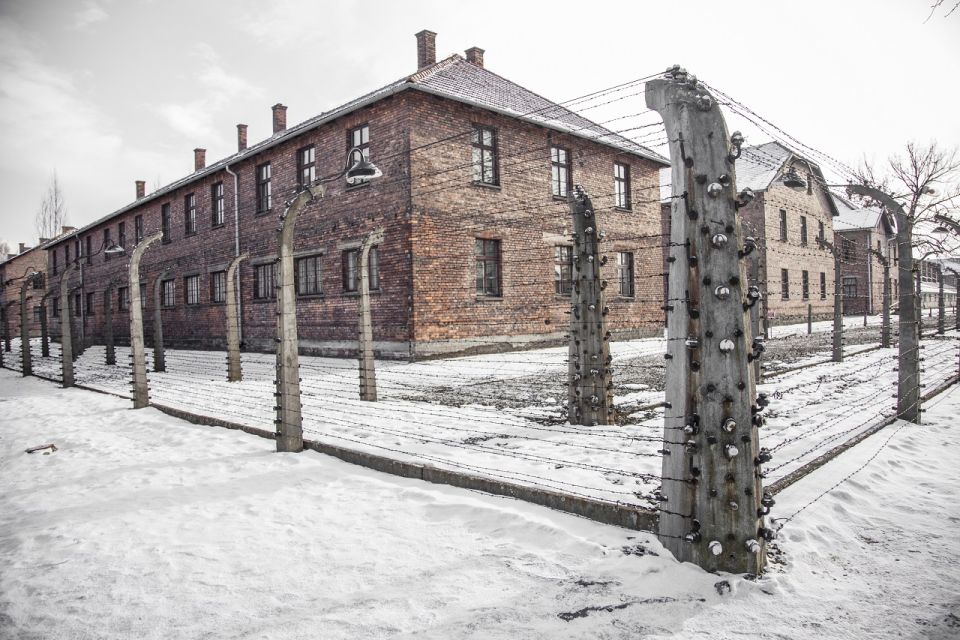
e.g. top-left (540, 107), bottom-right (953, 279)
top-left (1, 0), bottom-right (957, 251)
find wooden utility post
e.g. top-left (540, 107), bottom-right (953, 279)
top-left (152, 269), bottom-right (171, 373)
top-left (358, 229), bottom-right (384, 402)
top-left (817, 238), bottom-right (843, 362)
top-left (647, 68), bottom-right (767, 574)
top-left (847, 186), bottom-right (919, 422)
top-left (129, 233), bottom-right (162, 409)
top-left (58, 263), bottom-right (78, 387)
top-left (19, 276), bottom-right (35, 376)
top-left (869, 248), bottom-right (892, 348)
top-left (567, 186), bottom-right (613, 426)
top-left (225, 253), bottom-right (248, 382)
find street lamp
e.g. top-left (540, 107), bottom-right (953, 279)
top-left (780, 170), bottom-right (807, 191)
top-left (274, 147), bottom-right (382, 453)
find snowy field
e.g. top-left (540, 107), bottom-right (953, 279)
top-left (2, 325), bottom-right (957, 513)
top-left (1, 369), bottom-right (958, 639)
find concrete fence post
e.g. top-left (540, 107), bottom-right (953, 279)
top-left (19, 278), bottom-right (34, 376)
top-left (647, 68), bottom-right (767, 574)
top-left (2, 303), bottom-right (11, 353)
top-left (807, 304), bottom-right (812, 335)
top-left (104, 280), bottom-right (118, 365)
top-left (567, 186), bottom-right (613, 426)
top-left (58, 263), bottom-right (79, 387)
top-left (817, 238), bottom-right (843, 362)
top-left (40, 294), bottom-right (51, 358)
top-left (937, 265), bottom-right (945, 335)
top-left (152, 269), bottom-right (171, 373)
top-left (129, 233), bottom-right (163, 409)
top-left (225, 253), bottom-right (249, 382)
top-left (358, 229), bottom-right (384, 402)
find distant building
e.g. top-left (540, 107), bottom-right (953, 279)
top-left (831, 193), bottom-right (897, 315)
top-left (0, 241), bottom-right (55, 346)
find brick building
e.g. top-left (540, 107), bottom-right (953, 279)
top-left (43, 31), bottom-right (668, 359)
top-left (831, 193), bottom-right (896, 315)
top-left (0, 242), bottom-right (52, 349)
top-left (735, 142), bottom-right (839, 324)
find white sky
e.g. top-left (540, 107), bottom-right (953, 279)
top-left (1, 0), bottom-right (958, 250)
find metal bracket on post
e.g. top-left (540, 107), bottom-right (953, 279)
top-left (358, 228), bottom-right (384, 402)
top-left (647, 67), bottom-right (767, 574)
top-left (225, 253), bottom-right (249, 382)
top-left (129, 233), bottom-right (163, 409)
top-left (566, 186), bottom-right (613, 426)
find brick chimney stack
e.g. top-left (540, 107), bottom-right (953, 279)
top-left (272, 104), bottom-right (287, 134)
top-left (194, 148), bottom-right (206, 171)
top-left (18, 242), bottom-right (27, 254)
top-left (465, 47), bottom-right (484, 67)
top-left (416, 29), bottom-right (437, 68)
top-left (135, 180), bottom-right (146, 199)
top-left (237, 124), bottom-right (248, 151)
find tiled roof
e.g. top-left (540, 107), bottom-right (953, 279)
top-left (47, 55), bottom-right (666, 247)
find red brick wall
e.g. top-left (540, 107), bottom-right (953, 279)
top-left (1, 247), bottom-right (49, 342)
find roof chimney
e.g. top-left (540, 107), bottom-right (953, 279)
top-left (18, 242), bottom-right (28, 254)
top-left (135, 180), bottom-right (146, 199)
top-left (416, 29), bottom-right (437, 69)
top-left (237, 124), bottom-right (248, 151)
top-left (61, 225), bottom-right (76, 236)
top-left (272, 104), bottom-right (287, 134)
top-left (465, 47), bottom-right (484, 68)
top-left (39, 237), bottom-right (49, 245)
top-left (194, 148), bottom-right (206, 171)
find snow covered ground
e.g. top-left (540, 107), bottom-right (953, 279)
top-left (3, 328), bottom-right (958, 513)
top-left (1, 369), bottom-right (958, 639)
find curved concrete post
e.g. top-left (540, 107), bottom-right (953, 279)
top-left (104, 279), bottom-right (121, 365)
top-left (58, 262), bottom-right (79, 387)
top-left (40, 292), bottom-right (53, 358)
top-left (225, 253), bottom-right (249, 382)
top-left (358, 229), bottom-right (383, 401)
top-left (275, 186), bottom-right (319, 453)
top-left (129, 232), bottom-right (163, 409)
top-left (19, 279), bottom-right (34, 376)
top-left (937, 265), bottom-right (945, 335)
top-left (647, 71), bottom-right (764, 574)
top-left (846, 185), bottom-right (917, 423)
top-left (152, 269), bottom-right (171, 372)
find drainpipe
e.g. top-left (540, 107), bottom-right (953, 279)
top-left (224, 164), bottom-right (243, 344)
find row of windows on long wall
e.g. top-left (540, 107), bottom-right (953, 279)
top-left (253, 248), bottom-right (380, 300)
top-left (779, 209), bottom-right (824, 244)
top-left (780, 269), bottom-right (829, 300)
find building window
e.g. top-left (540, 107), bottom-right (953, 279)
top-left (103, 229), bottom-right (113, 260)
top-left (475, 238), bottom-right (501, 296)
top-left (161, 203), bottom-right (171, 243)
top-left (86, 291), bottom-right (95, 316)
top-left (256, 163), bottom-right (272, 213)
top-left (118, 286), bottom-right (129, 311)
top-left (296, 254), bottom-right (323, 296)
top-left (842, 238), bottom-right (856, 262)
top-left (843, 277), bottom-right (858, 299)
top-left (348, 125), bottom-right (370, 184)
top-left (342, 247), bottom-right (379, 293)
top-left (85, 236), bottom-right (92, 264)
top-left (184, 275), bottom-right (200, 305)
top-left (618, 252), bottom-right (635, 297)
top-left (74, 292), bottom-right (82, 317)
top-left (779, 209), bottom-right (788, 242)
top-left (781, 268), bottom-right (790, 300)
top-left (298, 145), bottom-right (316, 187)
top-left (135, 215), bottom-right (144, 243)
top-left (52, 297), bottom-right (59, 317)
top-left (65, 244), bottom-right (71, 265)
top-left (550, 146), bottom-right (571, 198)
top-left (33, 307), bottom-right (41, 323)
top-left (211, 271), bottom-right (227, 303)
top-left (211, 182), bottom-right (225, 227)
top-left (614, 162), bottom-right (631, 209)
top-left (800, 216), bottom-right (808, 245)
top-left (472, 125), bottom-right (498, 186)
top-left (52, 251), bottom-right (58, 275)
top-left (818, 220), bottom-right (825, 243)
top-left (118, 221), bottom-right (126, 249)
top-left (554, 246), bottom-right (573, 295)
top-left (161, 279), bottom-right (176, 308)
top-left (184, 193), bottom-right (197, 235)
top-left (254, 263), bottom-right (275, 300)
top-left (820, 272), bottom-right (827, 299)
top-left (802, 270), bottom-right (810, 300)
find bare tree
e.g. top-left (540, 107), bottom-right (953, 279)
top-left (35, 171), bottom-right (68, 241)
top-left (925, 0), bottom-right (960, 21)
top-left (0, 239), bottom-right (11, 259)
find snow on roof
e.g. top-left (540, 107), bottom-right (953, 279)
top-left (735, 141), bottom-right (793, 192)
top-left (48, 55), bottom-right (667, 248)
top-left (833, 208), bottom-right (883, 231)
